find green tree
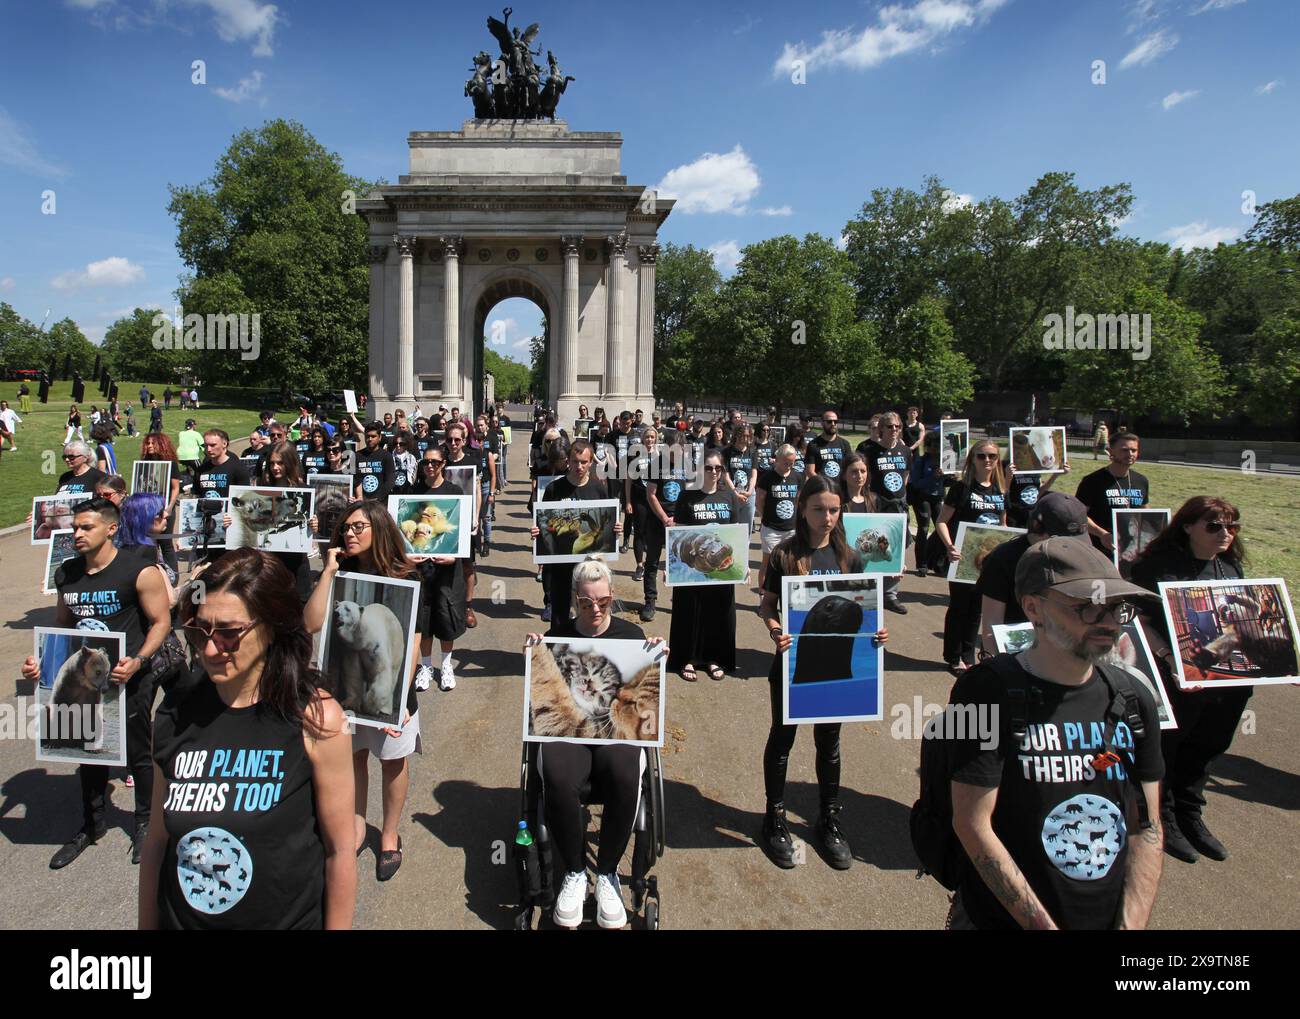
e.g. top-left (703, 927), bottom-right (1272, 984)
top-left (484, 346), bottom-right (530, 402)
top-left (0, 302), bottom-right (44, 368)
top-left (102, 308), bottom-right (187, 381)
top-left (1241, 316), bottom-right (1300, 426)
top-left (868, 297), bottom-right (975, 411)
top-left (167, 119), bottom-right (380, 392)
top-left (1247, 194), bottom-right (1300, 252)
top-left (654, 242), bottom-right (720, 395)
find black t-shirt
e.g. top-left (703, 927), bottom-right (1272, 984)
top-left (809, 435), bottom-right (852, 482)
top-left (301, 452), bottom-right (328, 477)
top-left (902, 421), bottom-right (923, 448)
top-left (859, 440), bottom-right (912, 507)
top-left (722, 445), bottom-right (755, 494)
top-left (757, 467), bottom-right (804, 531)
top-left (1130, 546), bottom-right (1244, 647)
top-left (1005, 460), bottom-right (1045, 527)
top-left (55, 549), bottom-right (150, 657)
top-left (549, 616), bottom-right (646, 641)
top-left (543, 476), bottom-right (611, 504)
top-left (152, 680), bottom-right (325, 930)
top-left (446, 446), bottom-right (486, 484)
top-left (1075, 467), bottom-right (1150, 549)
top-left (949, 658), bottom-right (1163, 930)
top-left (754, 441), bottom-right (776, 473)
top-left (355, 448), bottom-right (396, 501)
top-left (57, 466), bottom-right (107, 497)
top-left (943, 480), bottom-right (1006, 526)
top-left (648, 461), bottom-right (690, 519)
top-left (195, 457), bottom-right (252, 500)
top-left (975, 534), bottom-right (1031, 624)
top-left (673, 488), bottom-right (736, 525)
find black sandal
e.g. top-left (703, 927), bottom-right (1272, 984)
top-left (377, 836), bottom-right (403, 881)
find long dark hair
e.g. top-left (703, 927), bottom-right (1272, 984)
top-left (775, 473), bottom-right (854, 577)
top-left (331, 500), bottom-right (418, 580)
top-left (260, 440), bottom-right (304, 486)
top-left (179, 548), bottom-right (330, 733)
top-left (1137, 495), bottom-right (1246, 568)
top-left (838, 452), bottom-right (876, 509)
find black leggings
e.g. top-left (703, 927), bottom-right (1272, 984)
top-left (640, 514), bottom-right (665, 603)
top-left (1161, 684), bottom-right (1252, 817)
top-left (762, 667), bottom-right (841, 809)
top-left (943, 581), bottom-right (982, 666)
top-left (540, 742), bottom-right (642, 874)
top-left (79, 666), bottom-right (159, 832)
top-left (909, 490), bottom-right (942, 569)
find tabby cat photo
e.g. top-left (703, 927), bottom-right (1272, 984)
top-left (524, 640), bottom-right (665, 747)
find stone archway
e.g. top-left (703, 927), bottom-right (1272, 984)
top-left (468, 268), bottom-right (555, 409)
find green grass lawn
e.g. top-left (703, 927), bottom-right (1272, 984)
top-left (0, 379), bottom-right (279, 529)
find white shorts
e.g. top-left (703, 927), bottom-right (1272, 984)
top-left (760, 525), bottom-right (792, 556)
top-left (352, 708), bottom-right (423, 760)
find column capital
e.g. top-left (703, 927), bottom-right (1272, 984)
top-left (437, 235), bottom-right (464, 260)
top-left (367, 244), bottom-right (390, 264)
top-left (393, 234), bottom-right (418, 258)
top-left (637, 243), bottom-right (660, 265)
top-left (605, 232), bottom-right (628, 259)
top-left (561, 234), bottom-right (584, 257)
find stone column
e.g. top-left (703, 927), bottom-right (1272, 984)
top-left (560, 234), bottom-right (583, 401)
top-left (393, 235), bottom-right (417, 402)
top-left (367, 244), bottom-right (390, 398)
top-left (604, 232), bottom-right (627, 399)
top-left (636, 243), bottom-right (659, 400)
top-left (439, 236), bottom-right (463, 404)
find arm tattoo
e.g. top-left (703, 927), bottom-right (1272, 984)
top-left (972, 850), bottom-right (1053, 930)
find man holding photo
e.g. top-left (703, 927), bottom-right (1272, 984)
top-left (1074, 432), bottom-right (1149, 554)
top-left (857, 411), bottom-right (911, 614)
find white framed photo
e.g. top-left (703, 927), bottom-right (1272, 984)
top-left (176, 498), bottom-right (229, 552)
top-left (533, 499), bottom-right (621, 564)
top-left (1009, 426), bottom-right (1067, 474)
top-left (132, 459), bottom-right (172, 497)
top-left (226, 486), bottom-right (316, 553)
top-left (31, 495), bottom-right (80, 544)
top-left (308, 473), bottom-right (354, 544)
top-left (33, 627), bottom-right (128, 767)
top-left (42, 529), bottom-right (79, 595)
top-left (388, 494), bottom-right (474, 559)
top-left (946, 522), bottom-right (1026, 584)
top-left (666, 523), bottom-right (750, 586)
top-left (1112, 508), bottom-right (1170, 579)
top-left (938, 419), bottom-right (970, 476)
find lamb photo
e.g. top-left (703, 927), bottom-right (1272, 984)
top-left (34, 627), bottom-right (127, 767)
top-left (131, 458), bottom-right (172, 497)
top-left (388, 494), bottom-right (473, 558)
top-left (42, 530), bottom-right (79, 595)
top-left (842, 513), bottom-right (907, 575)
top-left (1159, 579), bottom-right (1300, 689)
top-left (938, 419), bottom-right (970, 476)
top-left (524, 638), bottom-right (666, 748)
top-left (781, 573), bottom-right (884, 724)
top-left (1113, 508), bottom-right (1170, 579)
top-left (1009, 426), bottom-right (1067, 474)
top-left (225, 486), bottom-right (316, 554)
top-left (947, 522), bottom-right (1027, 584)
top-left (31, 496), bottom-right (78, 543)
top-left (318, 571), bottom-right (421, 730)
top-left (309, 474), bottom-right (354, 543)
top-left (175, 497), bottom-right (229, 552)
top-left (533, 500), bottom-right (621, 564)
top-left (666, 523), bottom-right (750, 586)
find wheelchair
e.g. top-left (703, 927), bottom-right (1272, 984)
top-left (513, 741), bottom-right (666, 930)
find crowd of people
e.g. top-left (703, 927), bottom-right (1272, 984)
top-left (13, 388), bottom-right (1283, 932)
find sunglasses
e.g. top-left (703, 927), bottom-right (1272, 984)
top-left (1203, 520), bottom-right (1241, 534)
top-left (576, 595), bottom-right (613, 612)
top-left (975, 452), bottom-right (999, 461)
top-left (424, 459), bottom-right (444, 469)
top-left (703, 465), bottom-right (723, 473)
top-left (183, 619), bottom-right (259, 654)
top-left (1044, 595), bottom-right (1137, 626)
top-left (62, 454), bottom-right (81, 461)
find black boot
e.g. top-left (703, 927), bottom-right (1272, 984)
top-left (1178, 813), bottom-right (1227, 861)
top-left (1161, 811), bottom-right (1198, 864)
top-left (50, 827), bottom-right (106, 870)
top-left (817, 802), bottom-right (852, 870)
top-left (760, 803), bottom-right (796, 869)
top-left (131, 823), bottom-right (149, 865)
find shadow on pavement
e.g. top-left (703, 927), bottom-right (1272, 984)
top-left (0, 768), bottom-right (135, 847)
top-left (1208, 753), bottom-right (1300, 810)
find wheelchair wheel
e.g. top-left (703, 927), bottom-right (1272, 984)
top-left (644, 898), bottom-right (660, 931)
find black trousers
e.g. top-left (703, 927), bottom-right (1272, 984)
top-left (641, 514), bottom-right (665, 603)
top-left (943, 581), bottom-right (982, 666)
top-left (762, 667), bottom-right (841, 809)
top-left (540, 742), bottom-right (642, 874)
top-left (909, 489), bottom-right (943, 569)
top-left (78, 667), bottom-right (158, 833)
top-left (545, 563), bottom-right (576, 631)
top-left (1160, 683), bottom-right (1253, 817)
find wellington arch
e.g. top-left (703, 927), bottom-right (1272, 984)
top-left (358, 119), bottom-right (674, 424)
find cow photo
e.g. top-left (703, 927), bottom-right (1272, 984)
top-left (1009, 426), bottom-right (1068, 474)
top-left (318, 571), bottom-right (421, 729)
top-left (34, 626), bottom-right (127, 767)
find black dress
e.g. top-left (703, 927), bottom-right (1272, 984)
top-left (414, 479), bottom-right (467, 642)
top-left (667, 488), bottom-right (739, 672)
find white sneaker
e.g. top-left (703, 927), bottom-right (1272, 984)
top-left (439, 659), bottom-right (456, 691)
top-left (594, 872), bottom-right (627, 929)
top-left (553, 870), bottom-right (587, 928)
top-left (414, 664), bottom-right (435, 692)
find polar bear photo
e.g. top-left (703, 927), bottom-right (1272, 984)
top-left (329, 599), bottom-right (406, 724)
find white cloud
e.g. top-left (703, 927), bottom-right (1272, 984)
top-left (758, 205), bottom-right (793, 217)
top-left (51, 256), bottom-right (146, 291)
top-left (1120, 29), bottom-right (1178, 69)
top-left (510, 337), bottom-right (534, 353)
top-left (1256, 79), bottom-right (1283, 95)
top-left (772, 0), bottom-right (1009, 77)
top-left (487, 316), bottom-right (519, 347)
top-left (708, 240), bottom-right (742, 275)
top-left (657, 145), bottom-right (760, 215)
top-left (1192, 0), bottom-right (1246, 13)
top-left (942, 190), bottom-right (974, 212)
top-left (835, 233), bottom-right (849, 251)
top-left (0, 277), bottom-right (14, 292)
top-left (0, 106), bottom-right (70, 178)
top-left (191, 0), bottom-right (282, 57)
top-left (1162, 89), bottom-right (1200, 110)
top-left (1126, 0), bottom-right (1164, 29)
top-left (214, 70), bottom-right (265, 103)
top-left (1163, 221), bottom-right (1239, 251)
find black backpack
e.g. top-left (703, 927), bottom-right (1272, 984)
top-left (909, 654), bottom-right (1150, 891)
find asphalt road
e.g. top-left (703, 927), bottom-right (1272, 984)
top-left (0, 439), bottom-right (1296, 930)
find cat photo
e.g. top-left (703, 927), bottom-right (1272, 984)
top-left (524, 638), bottom-right (666, 747)
top-left (34, 626), bottom-right (127, 767)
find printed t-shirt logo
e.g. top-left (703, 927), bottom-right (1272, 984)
top-left (1021, 485), bottom-right (1040, 506)
top-left (776, 499), bottom-right (795, 521)
top-left (178, 827), bottom-right (253, 914)
top-left (1041, 794), bottom-right (1124, 881)
top-left (362, 474), bottom-right (379, 494)
top-left (883, 471), bottom-right (903, 493)
top-left (663, 480), bottom-right (682, 504)
top-left (823, 459), bottom-right (841, 479)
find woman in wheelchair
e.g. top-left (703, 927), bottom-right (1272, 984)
top-left (525, 556), bottom-right (666, 929)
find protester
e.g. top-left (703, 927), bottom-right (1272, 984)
top-left (722, 423), bottom-right (757, 529)
top-left (255, 441), bottom-right (313, 601)
top-left (755, 443), bottom-right (804, 590)
top-left (1004, 453), bottom-right (1067, 530)
top-left (757, 475), bottom-right (888, 870)
top-left (139, 548), bottom-right (355, 929)
top-left (857, 411), bottom-right (911, 614)
top-left (1075, 432), bottom-right (1149, 554)
top-left (808, 408), bottom-right (851, 481)
top-left (355, 422), bottom-right (397, 502)
top-left (903, 406), bottom-right (925, 454)
top-left (56, 440), bottom-right (107, 496)
top-left (411, 449), bottom-right (468, 692)
top-left (641, 435), bottom-right (687, 623)
top-left (443, 420), bottom-right (486, 623)
top-left (472, 415), bottom-right (499, 556)
top-left (947, 537), bottom-right (1163, 930)
top-left (624, 426), bottom-right (657, 585)
top-left (906, 432), bottom-right (945, 576)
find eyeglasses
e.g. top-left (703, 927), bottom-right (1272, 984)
top-left (576, 595), bottom-right (613, 612)
top-left (183, 619), bottom-right (259, 654)
top-left (327, 448), bottom-right (342, 454)
top-left (703, 465), bottom-right (723, 473)
top-left (1043, 594), bottom-right (1137, 626)
top-left (342, 521), bottom-right (371, 535)
top-left (1203, 519), bottom-right (1241, 534)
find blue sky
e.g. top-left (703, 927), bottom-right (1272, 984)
top-left (1, 0), bottom-right (1295, 362)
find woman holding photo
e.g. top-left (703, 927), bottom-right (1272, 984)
top-left (305, 501), bottom-right (422, 882)
top-left (1130, 496), bottom-right (1252, 866)
top-left (523, 556), bottom-right (666, 929)
top-left (667, 448), bottom-right (738, 682)
top-left (139, 548), bottom-right (355, 929)
top-left (410, 449), bottom-right (468, 693)
top-left (256, 441), bottom-right (313, 602)
top-left (934, 440), bottom-right (1007, 674)
top-left (138, 431), bottom-right (184, 575)
top-left (839, 453), bottom-right (877, 516)
top-left (757, 475), bottom-right (888, 871)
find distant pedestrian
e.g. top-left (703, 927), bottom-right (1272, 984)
top-left (163, 387), bottom-right (173, 410)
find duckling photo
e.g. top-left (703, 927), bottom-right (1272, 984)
top-left (388, 494), bottom-right (474, 558)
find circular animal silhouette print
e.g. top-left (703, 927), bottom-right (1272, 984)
top-left (1041, 794), bottom-right (1124, 881)
top-left (177, 826), bottom-right (252, 914)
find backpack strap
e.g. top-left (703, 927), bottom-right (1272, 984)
top-left (981, 653), bottom-right (1041, 745)
top-left (1093, 663), bottom-right (1153, 831)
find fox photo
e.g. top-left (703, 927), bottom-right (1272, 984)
top-left (1159, 579), bottom-right (1300, 689)
top-left (318, 571), bottom-right (421, 730)
top-left (534, 500), bottom-right (620, 564)
top-left (388, 494), bottom-right (473, 558)
top-left (947, 522), bottom-right (1026, 584)
top-left (524, 638), bottom-right (666, 748)
top-left (225, 486), bottom-right (315, 554)
top-left (781, 574), bottom-right (883, 724)
top-left (1009, 426), bottom-right (1067, 474)
top-left (34, 627), bottom-right (127, 768)
top-left (666, 523), bottom-right (749, 586)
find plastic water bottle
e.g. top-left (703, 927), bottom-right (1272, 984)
top-left (515, 820), bottom-right (533, 847)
